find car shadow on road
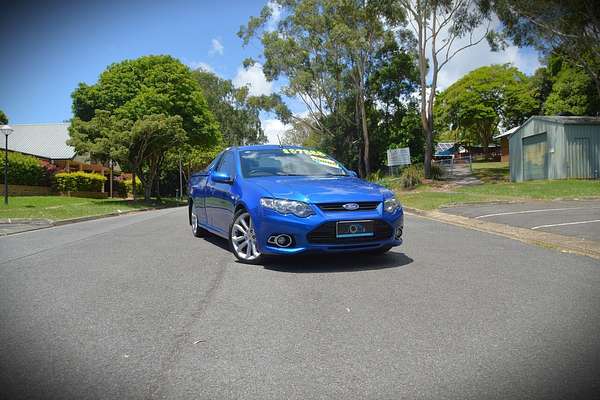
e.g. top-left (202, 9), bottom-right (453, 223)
top-left (201, 235), bottom-right (414, 273)
top-left (261, 251), bottom-right (414, 273)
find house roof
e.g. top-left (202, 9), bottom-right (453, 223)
top-left (7, 123), bottom-right (76, 160)
top-left (435, 142), bottom-right (455, 156)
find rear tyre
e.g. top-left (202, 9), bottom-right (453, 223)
top-left (229, 209), bottom-right (264, 264)
top-left (190, 210), bottom-right (207, 238)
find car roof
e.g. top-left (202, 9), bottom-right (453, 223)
top-left (234, 144), bottom-right (308, 151)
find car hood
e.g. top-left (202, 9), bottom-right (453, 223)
top-left (249, 176), bottom-right (389, 203)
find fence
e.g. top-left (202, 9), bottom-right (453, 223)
top-left (432, 155), bottom-right (472, 177)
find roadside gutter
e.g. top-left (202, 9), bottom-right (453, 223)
top-left (404, 207), bottom-right (600, 261)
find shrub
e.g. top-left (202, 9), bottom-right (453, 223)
top-left (367, 170), bottom-right (384, 182)
top-left (54, 171), bottom-right (107, 192)
top-left (0, 152), bottom-right (47, 186)
top-left (400, 165), bottom-right (423, 189)
top-left (429, 164), bottom-right (444, 180)
top-left (112, 176), bottom-right (141, 197)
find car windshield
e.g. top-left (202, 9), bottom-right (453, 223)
top-left (239, 148), bottom-right (348, 178)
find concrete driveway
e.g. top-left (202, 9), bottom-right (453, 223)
top-left (441, 199), bottom-right (600, 242)
top-left (1, 207), bottom-right (599, 399)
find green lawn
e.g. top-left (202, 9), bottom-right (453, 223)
top-left (396, 176), bottom-right (600, 210)
top-left (0, 196), bottom-right (186, 221)
top-left (471, 161), bottom-right (510, 182)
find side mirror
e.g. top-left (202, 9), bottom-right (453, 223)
top-left (348, 170), bottom-right (358, 178)
top-left (211, 171), bottom-right (233, 184)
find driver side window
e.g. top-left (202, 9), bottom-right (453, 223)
top-left (216, 150), bottom-right (236, 177)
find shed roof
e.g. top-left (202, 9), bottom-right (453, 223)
top-left (504, 116), bottom-right (600, 140)
top-left (493, 125), bottom-right (520, 140)
top-left (8, 123), bottom-right (75, 160)
top-left (527, 116), bottom-right (600, 125)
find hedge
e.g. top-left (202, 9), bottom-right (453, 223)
top-left (54, 171), bottom-right (107, 192)
top-left (0, 152), bottom-right (48, 186)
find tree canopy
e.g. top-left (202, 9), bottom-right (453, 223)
top-left (69, 55), bottom-right (220, 199)
top-left (240, 0), bottom-right (419, 176)
top-left (192, 68), bottom-right (266, 146)
top-left (0, 110), bottom-right (7, 125)
top-left (488, 0), bottom-right (600, 99)
top-left (436, 64), bottom-right (537, 147)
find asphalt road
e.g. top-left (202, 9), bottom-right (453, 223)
top-left (441, 199), bottom-right (600, 242)
top-left (1, 207), bottom-right (599, 400)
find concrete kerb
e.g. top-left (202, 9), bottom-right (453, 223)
top-left (403, 206), bottom-right (600, 260)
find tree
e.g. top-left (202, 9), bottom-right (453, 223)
top-left (69, 55), bottom-right (220, 200)
top-left (239, 0), bottom-right (408, 176)
top-left (122, 114), bottom-right (186, 200)
top-left (395, 0), bottom-right (492, 177)
top-left (0, 110), bottom-right (7, 124)
top-left (436, 64), bottom-right (537, 149)
top-left (488, 0), bottom-right (600, 99)
top-left (544, 65), bottom-right (599, 116)
top-left (192, 69), bottom-right (267, 145)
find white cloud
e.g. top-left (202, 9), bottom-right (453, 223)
top-left (187, 61), bottom-right (214, 73)
top-left (267, 1), bottom-right (282, 31)
top-left (262, 118), bottom-right (288, 144)
top-left (431, 21), bottom-right (540, 90)
top-left (209, 38), bottom-right (224, 56)
top-left (233, 63), bottom-right (273, 96)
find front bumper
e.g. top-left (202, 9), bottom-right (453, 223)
top-left (252, 203), bottom-right (403, 255)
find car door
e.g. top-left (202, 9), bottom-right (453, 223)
top-left (190, 152), bottom-right (222, 227)
top-left (205, 150), bottom-right (237, 233)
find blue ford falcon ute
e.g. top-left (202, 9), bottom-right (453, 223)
top-left (188, 145), bottom-right (403, 264)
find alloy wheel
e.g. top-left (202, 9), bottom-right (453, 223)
top-left (231, 212), bottom-right (261, 261)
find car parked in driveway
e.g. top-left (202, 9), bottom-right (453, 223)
top-left (188, 145), bottom-right (403, 263)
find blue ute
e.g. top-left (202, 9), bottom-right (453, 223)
top-left (188, 145), bottom-right (403, 263)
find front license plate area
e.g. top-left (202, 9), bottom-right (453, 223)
top-left (336, 220), bottom-right (374, 238)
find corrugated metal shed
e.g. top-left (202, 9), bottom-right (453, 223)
top-left (8, 123), bottom-right (75, 160)
top-left (509, 116), bottom-right (600, 181)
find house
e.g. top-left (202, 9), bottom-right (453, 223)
top-left (507, 116), bottom-right (600, 182)
top-left (8, 123), bottom-right (116, 176)
top-left (493, 125), bottom-right (520, 163)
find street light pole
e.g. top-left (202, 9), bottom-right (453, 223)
top-left (1, 125), bottom-right (14, 205)
top-left (4, 134), bottom-right (7, 204)
top-left (178, 151), bottom-right (183, 200)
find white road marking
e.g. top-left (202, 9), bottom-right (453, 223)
top-left (474, 206), bottom-right (600, 219)
top-left (531, 219), bottom-right (600, 230)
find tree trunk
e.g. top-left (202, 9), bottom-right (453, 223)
top-left (132, 171), bottom-right (137, 201)
top-left (144, 181), bottom-right (151, 202)
top-left (358, 92), bottom-right (370, 177)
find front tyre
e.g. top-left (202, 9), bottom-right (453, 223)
top-left (229, 210), bottom-right (264, 264)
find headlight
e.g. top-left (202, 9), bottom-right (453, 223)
top-left (384, 197), bottom-right (401, 213)
top-left (260, 198), bottom-right (314, 218)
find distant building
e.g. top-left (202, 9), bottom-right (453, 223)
top-left (493, 125), bottom-right (520, 163)
top-left (8, 123), bottom-right (117, 175)
top-left (506, 116), bottom-right (600, 182)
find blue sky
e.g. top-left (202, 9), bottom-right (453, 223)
top-left (0, 0), bottom-right (541, 143)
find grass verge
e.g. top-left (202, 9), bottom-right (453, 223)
top-left (0, 196), bottom-right (186, 221)
top-left (396, 179), bottom-right (599, 210)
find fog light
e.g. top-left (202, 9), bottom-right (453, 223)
top-left (267, 234), bottom-right (293, 248)
top-left (394, 227), bottom-right (403, 240)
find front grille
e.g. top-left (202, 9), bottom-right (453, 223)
top-left (307, 220), bottom-right (393, 244)
top-left (317, 201), bottom-right (380, 212)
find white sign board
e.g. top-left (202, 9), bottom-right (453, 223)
top-left (386, 148), bottom-right (411, 166)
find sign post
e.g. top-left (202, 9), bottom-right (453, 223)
top-left (386, 148), bottom-right (411, 175)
